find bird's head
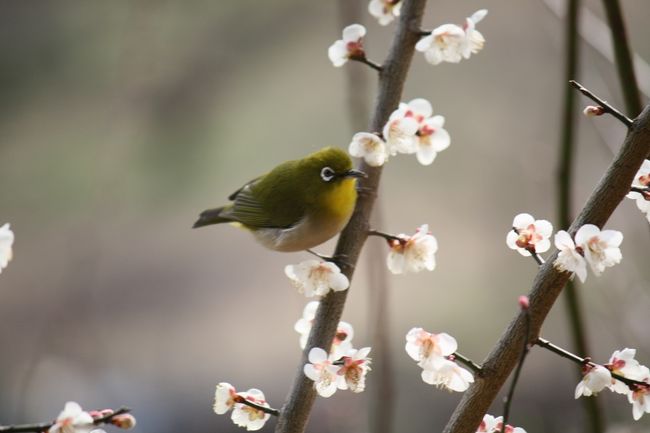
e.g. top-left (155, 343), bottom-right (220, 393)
top-left (299, 147), bottom-right (366, 193)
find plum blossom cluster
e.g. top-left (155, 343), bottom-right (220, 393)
top-left (213, 383), bottom-right (274, 431)
top-left (285, 260), bottom-right (349, 297)
top-left (48, 401), bottom-right (136, 433)
top-left (294, 301), bottom-right (354, 359)
top-left (328, 24), bottom-right (367, 67)
top-left (415, 10), bottom-right (487, 65)
top-left (384, 224), bottom-right (438, 274)
top-left (0, 223), bottom-right (14, 274)
top-left (506, 213), bottom-right (553, 257)
top-left (574, 348), bottom-right (650, 420)
top-left (304, 346), bottom-right (372, 397)
top-left (405, 328), bottom-right (474, 392)
top-left (553, 224), bottom-right (623, 283)
top-left (626, 159), bottom-right (650, 223)
top-left (349, 98), bottom-right (450, 167)
top-left (476, 414), bottom-right (526, 433)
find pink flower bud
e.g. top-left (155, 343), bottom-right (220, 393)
top-left (583, 105), bottom-right (604, 117)
top-left (518, 295), bottom-right (530, 310)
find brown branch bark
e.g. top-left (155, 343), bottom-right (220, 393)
top-left (442, 105), bottom-right (650, 433)
top-left (274, 1), bottom-right (427, 432)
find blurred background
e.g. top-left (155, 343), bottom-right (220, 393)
top-left (1, 0), bottom-right (649, 432)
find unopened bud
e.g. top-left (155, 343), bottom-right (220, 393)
top-left (583, 105), bottom-right (604, 117)
top-left (518, 295), bottom-right (530, 310)
top-left (111, 414), bottom-right (137, 430)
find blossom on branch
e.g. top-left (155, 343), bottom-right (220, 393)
top-left (574, 224), bottom-right (623, 276)
top-left (304, 347), bottom-right (341, 397)
top-left (506, 213), bottom-right (553, 256)
top-left (405, 328), bottom-right (457, 370)
top-left (575, 364), bottom-right (611, 398)
top-left (477, 414), bottom-right (527, 433)
top-left (214, 382), bottom-right (238, 414)
top-left (553, 230), bottom-right (588, 283)
top-left (607, 348), bottom-right (647, 395)
top-left (383, 99), bottom-right (450, 165)
top-left (0, 223), bottom-right (14, 274)
top-left (49, 402), bottom-right (95, 433)
top-left (629, 382), bottom-right (650, 420)
top-left (349, 132), bottom-right (389, 167)
top-left (368, 0), bottom-right (402, 26)
top-left (328, 24), bottom-right (366, 67)
top-left (336, 347), bottom-right (372, 393)
top-left (231, 389), bottom-right (271, 431)
top-left (386, 224), bottom-right (438, 274)
top-left (626, 159), bottom-right (650, 223)
top-left (294, 302), bottom-right (355, 358)
top-left (285, 260), bottom-right (349, 297)
top-left (415, 9), bottom-right (487, 65)
top-left (421, 358), bottom-right (474, 392)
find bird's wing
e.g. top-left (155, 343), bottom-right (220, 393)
top-left (227, 176), bottom-right (262, 201)
top-left (222, 184), bottom-right (296, 229)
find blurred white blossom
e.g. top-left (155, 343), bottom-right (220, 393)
top-left (368, 0), bottom-right (402, 26)
top-left (285, 260), bottom-right (349, 297)
top-left (0, 223), bottom-right (14, 274)
top-left (421, 358), bottom-right (474, 392)
top-left (553, 230), bottom-right (588, 283)
top-left (387, 224), bottom-right (438, 274)
top-left (575, 365), bottom-right (612, 398)
top-left (49, 402), bottom-right (94, 433)
top-left (506, 213), bottom-right (553, 256)
top-left (328, 24), bottom-right (366, 67)
top-left (231, 389), bottom-right (271, 431)
top-left (349, 132), bottom-right (389, 167)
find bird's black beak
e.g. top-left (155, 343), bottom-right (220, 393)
top-left (342, 168), bottom-right (367, 179)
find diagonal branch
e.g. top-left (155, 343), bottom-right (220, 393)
top-left (274, 1), bottom-right (428, 433)
top-left (0, 408), bottom-right (132, 433)
top-left (442, 106), bottom-right (650, 433)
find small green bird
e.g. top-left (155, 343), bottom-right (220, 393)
top-left (193, 147), bottom-right (366, 252)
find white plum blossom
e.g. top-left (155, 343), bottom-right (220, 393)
top-left (285, 260), bottom-right (349, 297)
top-left (349, 132), bottom-right (389, 167)
top-left (421, 358), bottom-right (474, 392)
top-left (553, 230), bottom-right (588, 283)
top-left (328, 24), bottom-right (366, 67)
top-left (476, 415), bottom-right (527, 433)
top-left (387, 224), bottom-right (438, 274)
top-left (629, 383), bottom-right (650, 420)
top-left (608, 348), bottom-right (647, 395)
top-left (626, 159), bottom-right (650, 222)
top-left (383, 106), bottom-right (420, 155)
top-left (575, 365), bottom-right (612, 398)
top-left (213, 382), bottom-right (238, 414)
top-left (368, 0), bottom-right (402, 26)
top-left (415, 10), bottom-right (487, 65)
top-left (0, 223), bottom-right (14, 274)
top-left (49, 402), bottom-right (95, 433)
top-left (506, 213), bottom-right (553, 256)
top-left (382, 99), bottom-right (450, 165)
top-left (231, 389), bottom-right (271, 431)
top-left (574, 224), bottom-right (623, 276)
top-left (294, 301), bottom-right (354, 358)
top-left (336, 347), bottom-right (372, 393)
top-left (304, 347), bottom-right (341, 397)
top-left (405, 327), bottom-right (457, 370)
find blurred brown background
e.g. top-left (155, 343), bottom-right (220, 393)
top-left (1, 0), bottom-right (649, 432)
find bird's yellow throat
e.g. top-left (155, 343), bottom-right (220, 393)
top-left (319, 178), bottom-right (357, 221)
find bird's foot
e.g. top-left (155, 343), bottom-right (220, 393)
top-left (306, 250), bottom-right (353, 270)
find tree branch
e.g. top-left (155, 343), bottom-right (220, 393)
top-left (570, 80), bottom-right (632, 127)
top-left (0, 408), bottom-right (132, 433)
top-left (442, 106), bottom-right (650, 433)
top-left (274, 2), bottom-right (428, 432)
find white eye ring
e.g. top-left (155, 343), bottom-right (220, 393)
top-left (320, 166), bottom-right (336, 182)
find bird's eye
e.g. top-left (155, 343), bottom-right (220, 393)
top-left (320, 166), bottom-right (336, 182)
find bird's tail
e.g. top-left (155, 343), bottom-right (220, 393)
top-left (192, 206), bottom-right (232, 228)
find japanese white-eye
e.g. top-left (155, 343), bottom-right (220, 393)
top-left (193, 147), bottom-right (366, 252)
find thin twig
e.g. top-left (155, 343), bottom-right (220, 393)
top-left (535, 338), bottom-right (649, 389)
top-left (501, 308), bottom-right (531, 433)
top-left (570, 80), bottom-right (632, 127)
top-left (234, 396), bottom-right (280, 417)
top-left (600, 0), bottom-right (643, 118)
top-left (452, 352), bottom-right (482, 375)
top-left (368, 229), bottom-right (403, 243)
top-left (0, 407), bottom-right (132, 433)
top-left (630, 186), bottom-right (649, 195)
top-left (351, 56), bottom-right (383, 72)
